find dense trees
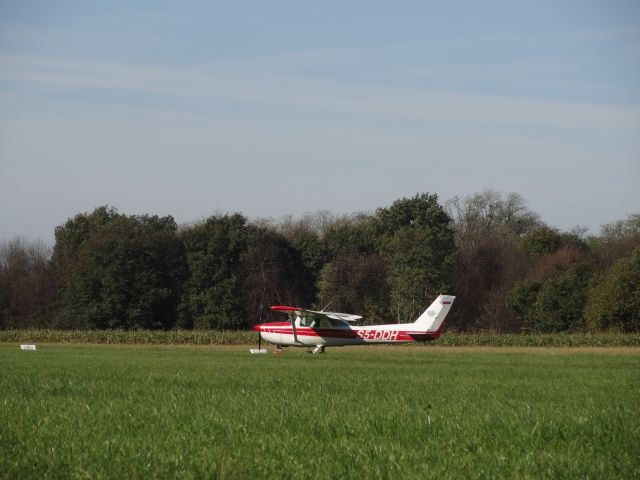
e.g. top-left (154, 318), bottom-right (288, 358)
top-left (502, 213), bottom-right (638, 332)
top-left (311, 194), bottom-right (456, 324)
top-left (0, 238), bottom-right (53, 329)
top-left (444, 191), bottom-right (539, 330)
top-left (316, 253), bottom-right (388, 323)
top-left (507, 265), bottom-right (594, 332)
top-left (1, 194), bottom-right (638, 332)
top-left (585, 248), bottom-right (640, 332)
top-left (373, 194), bottom-right (456, 322)
top-left (238, 225), bottom-right (313, 325)
top-left (178, 215), bottom-right (313, 328)
top-left (52, 208), bottom-right (184, 329)
top-left (178, 214), bottom-right (247, 329)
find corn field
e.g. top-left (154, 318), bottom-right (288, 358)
top-left (0, 329), bottom-right (256, 345)
top-left (1, 329), bottom-right (638, 347)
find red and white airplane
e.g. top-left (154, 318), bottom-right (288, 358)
top-left (253, 294), bottom-right (455, 353)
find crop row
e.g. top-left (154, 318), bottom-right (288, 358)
top-left (0, 329), bottom-right (256, 345)
top-left (428, 331), bottom-right (640, 347)
top-left (1, 329), bottom-right (639, 347)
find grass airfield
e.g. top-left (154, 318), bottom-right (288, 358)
top-left (1, 345), bottom-right (638, 479)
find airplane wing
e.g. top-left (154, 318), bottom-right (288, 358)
top-left (270, 306), bottom-right (362, 323)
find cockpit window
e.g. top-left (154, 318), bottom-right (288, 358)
top-left (298, 316), bottom-right (314, 327)
top-left (297, 316), bottom-right (348, 328)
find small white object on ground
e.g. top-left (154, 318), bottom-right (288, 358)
top-left (249, 349), bottom-right (267, 354)
top-left (20, 344), bottom-right (37, 350)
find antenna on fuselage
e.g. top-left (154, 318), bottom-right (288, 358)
top-left (320, 300), bottom-right (333, 312)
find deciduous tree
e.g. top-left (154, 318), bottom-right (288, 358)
top-left (0, 238), bottom-right (53, 329)
top-left (373, 193), bottom-right (456, 322)
top-left (179, 214), bottom-right (248, 329)
top-left (54, 212), bottom-right (184, 329)
top-left (585, 248), bottom-right (640, 332)
top-left (316, 254), bottom-right (388, 324)
top-left (239, 226), bottom-right (313, 326)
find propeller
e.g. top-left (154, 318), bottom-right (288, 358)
top-left (250, 307), bottom-right (267, 354)
top-left (257, 307), bottom-right (263, 350)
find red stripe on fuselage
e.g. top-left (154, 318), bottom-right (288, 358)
top-left (257, 324), bottom-right (438, 342)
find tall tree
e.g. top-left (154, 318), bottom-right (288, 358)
top-left (508, 264), bottom-right (594, 332)
top-left (585, 247), bottom-right (640, 332)
top-left (322, 213), bottom-right (376, 259)
top-left (447, 236), bottom-right (525, 331)
top-left (179, 214), bottom-right (248, 329)
top-left (446, 190), bottom-right (541, 247)
top-left (52, 206), bottom-right (121, 281)
top-left (373, 193), bottom-right (456, 322)
top-left (519, 227), bottom-right (563, 256)
top-left (0, 238), bottom-right (53, 329)
top-left (314, 214), bottom-right (386, 322)
top-left (291, 231), bottom-right (329, 282)
top-left (53, 208), bottom-right (184, 329)
top-left (444, 190), bottom-right (543, 330)
top-left (239, 226), bottom-right (313, 326)
top-left (316, 253), bottom-right (388, 324)
top-left (588, 213), bottom-right (640, 269)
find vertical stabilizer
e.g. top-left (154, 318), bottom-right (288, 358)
top-left (413, 295), bottom-right (456, 333)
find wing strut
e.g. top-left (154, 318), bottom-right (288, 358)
top-left (289, 313), bottom-right (298, 343)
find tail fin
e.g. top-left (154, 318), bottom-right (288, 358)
top-left (413, 295), bottom-right (456, 333)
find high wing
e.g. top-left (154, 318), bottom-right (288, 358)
top-left (270, 306), bottom-right (362, 323)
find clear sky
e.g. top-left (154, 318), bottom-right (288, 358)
top-left (1, 0), bottom-right (639, 243)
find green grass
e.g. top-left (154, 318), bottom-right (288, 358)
top-left (1, 345), bottom-right (638, 479)
top-left (2, 329), bottom-right (639, 346)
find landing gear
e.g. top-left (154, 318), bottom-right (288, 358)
top-left (311, 345), bottom-right (325, 354)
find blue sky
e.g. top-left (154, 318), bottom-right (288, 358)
top-left (1, 1), bottom-right (639, 242)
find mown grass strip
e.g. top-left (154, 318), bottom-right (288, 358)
top-left (1, 329), bottom-right (639, 346)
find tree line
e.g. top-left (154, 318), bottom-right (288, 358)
top-left (1, 191), bottom-right (638, 332)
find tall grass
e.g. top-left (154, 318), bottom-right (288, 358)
top-left (1, 329), bottom-right (639, 346)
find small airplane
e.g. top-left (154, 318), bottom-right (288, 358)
top-left (252, 294), bottom-right (455, 354)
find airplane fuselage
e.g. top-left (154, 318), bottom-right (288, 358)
top-left (255, 322), bottom-right (440, 347)
top-left (255, 295), bottom-right (455, 351)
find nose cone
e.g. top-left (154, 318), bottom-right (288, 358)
top-left (253, 324), bottom-right (262, 332)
